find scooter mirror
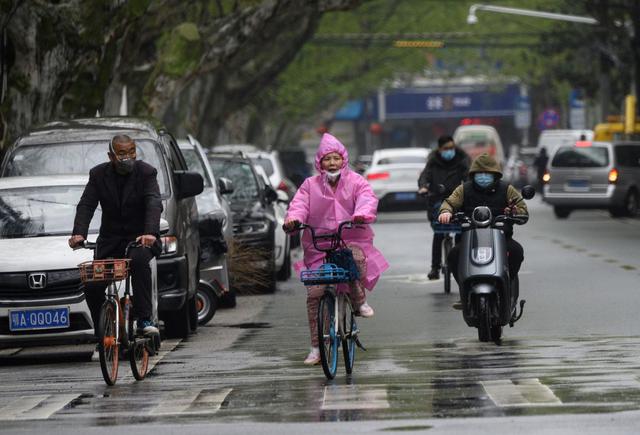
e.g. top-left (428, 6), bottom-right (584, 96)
top-left (521, 185), bottom-right (536, 200)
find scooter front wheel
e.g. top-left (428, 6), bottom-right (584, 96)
top-left (477, 295), bottom-right (492, 342)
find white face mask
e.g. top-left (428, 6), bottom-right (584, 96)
top-left (326, 170), bottom-right (341, 182)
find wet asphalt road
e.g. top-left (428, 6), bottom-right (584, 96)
top-left (1, 198), bottom-right (640, 434)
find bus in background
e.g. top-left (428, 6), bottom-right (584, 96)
top-left (453, 125), bottom-right (505, 163)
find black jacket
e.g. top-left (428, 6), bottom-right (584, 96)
top-left (418, 148), bottom-right (469, 207)
top-left (72, 160), bottom-right (163, 256)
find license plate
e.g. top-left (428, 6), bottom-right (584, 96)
top-left (9, 307), bottom-right (70, 331)
top-left (567, 179), bottom-right (589, 188)
top-left (395, 192), bottom-right (417, 201)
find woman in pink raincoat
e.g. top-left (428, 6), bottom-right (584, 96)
top-left (284, 133), bottom-right (389, 365)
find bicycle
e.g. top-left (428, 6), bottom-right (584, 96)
top-left (430, 221), bottom-right (461, 294)
top-left (297, 221), bottom-right (365, 380)
top-left (78, 241), bottom-right (160, 385)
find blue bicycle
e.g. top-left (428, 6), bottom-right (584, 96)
top-left (298, 221), bottom-right (364, 380)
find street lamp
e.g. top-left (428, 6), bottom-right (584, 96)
top-left (467, 4), bottom-right (598, 25)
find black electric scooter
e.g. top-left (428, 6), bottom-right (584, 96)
top-left (453, 185), bottom-right (535, 344)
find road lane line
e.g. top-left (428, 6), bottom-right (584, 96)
top-left (482, 378), bottom-right (561, 407)
top-left (0, 348), bottom-right (21, 356)
top-left (149, 388), bottom-right (232, 416)
top-left (13, 394), bottom-right (80, 420)
top-left (0, 396), bottom-right (48, 420)
top-left (147, 338), bottom-right (181, 373)
top-left (322, 385), bottom-right (390, 410)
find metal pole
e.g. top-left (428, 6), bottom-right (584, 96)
top-left (468, 4), bottom-right (598, 25)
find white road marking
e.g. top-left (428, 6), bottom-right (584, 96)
top-left (0, 348), bottom-right (21, 356)
top-left (0, 394), bottom-right (80, 420)
top-left (482, 378), bottom-right (561, 407)
top-left (150, 388), bottom-right (232, 416)
top-left (322, 385), bottom-right (390, 410)
top-left (90, 338), bottom-right (181, 375)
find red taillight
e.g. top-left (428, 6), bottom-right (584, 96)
top-left (366, 172), bottom-right (390, 181)
top-left (608, 168), bottom-right (618, 183)
top-left (575, 140), bottom-right (592, 147)
top-left (277, 180), bottom-right (289, 192)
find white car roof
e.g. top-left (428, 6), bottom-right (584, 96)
top-left (0, 175), bottom-right (89, 189)
top-left (371, 148), bottom-right (430, 157)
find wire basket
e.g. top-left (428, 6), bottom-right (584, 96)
top-left (431, 222), bottom-right (462, 234)
top-left (301, 263), bottom-right (351, 285)
top-left (78, 259), bottom-right (130, 283)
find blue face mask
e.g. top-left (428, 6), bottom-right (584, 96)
top-left (474, 172), bottom-right (495, 188)
top-left (440, 149), bottom-right (455, 161)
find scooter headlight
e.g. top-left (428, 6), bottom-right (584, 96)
top-left (472, 206), bottom-right (492, 227)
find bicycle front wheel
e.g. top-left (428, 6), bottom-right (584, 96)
top-left (317, 293), bottom-right (339, 379)
top-left (342, 300), bottom-right (357, 374)
top-left (442, 237), bottom-right (453, 294)
top-left (98, 299), bottom-right (119, 386)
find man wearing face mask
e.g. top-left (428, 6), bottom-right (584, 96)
top-left (418, 135), bottom-right (469, 280)
top-left (438, 153), bottom-right (527, 308)
top-left (68, 135), bottom-right (163, 336)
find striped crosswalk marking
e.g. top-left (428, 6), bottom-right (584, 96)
top-left (482, 378), bottom-right (561, 407)
top-left (322, 385), bottom-right (390, 410)
top-left (0, 394), bottom-right (80, 420)
top-left (150, 388), bottom-right (232, 416)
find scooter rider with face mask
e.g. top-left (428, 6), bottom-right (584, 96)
top-left (438, 153), bottom-right (528, 309)
top-left (418, 135), bottom-right (469, 280)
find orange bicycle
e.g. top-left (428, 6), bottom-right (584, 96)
top-left (78, 241), bottom-right (158, 385)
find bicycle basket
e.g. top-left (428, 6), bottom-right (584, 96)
top-left (431, 222), bottom-right (462, 234)
top-left (78, 259), bottom-right (131, 283)
top-left (326, 248), bottom-right (360, 281)
top-left (301, 263), bottom-right (351, 285)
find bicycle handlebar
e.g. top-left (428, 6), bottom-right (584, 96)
top-left (288, 221), bottom-right (359, 252)
top-left (77, 239), bottom-right (144, 255)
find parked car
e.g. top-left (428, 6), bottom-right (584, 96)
top-left (207, 151), bottom-right (278, 292)
top-left (503, 146), bottom-right (538, 188)
top-left (353, 154), bottom-right (373, 175)
top-left (278, 149), bottom-right (312, 187)
top-left (453, 125), bottom-right (505, 163)
top-left (177, 135), bottom-right (234, 322)
top-left (364, 147), bottom-right (430, 210)
top-left (543, 140), bottom-right (640, 218)
top-left (254, 165), bottom-right (292, 281)
top-left (246, 150), bottom-right (297, 197)
top-left (1, 117), bottom-right (203, 338)
top-left (0, 176), bottom-right (96, 348)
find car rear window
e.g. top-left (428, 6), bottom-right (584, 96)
top-left (614, 145), bottom-right (640, 167)
top-left (208, 159), bottom-right (259, 201)
top-left (551, 146), bottom-right (609, 168)
top-left (376, 155), bottom-right (426, 165)
top-left (2, 140), bottom-right (170, 195)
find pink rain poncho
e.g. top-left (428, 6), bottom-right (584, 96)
top-left (286, 133), bottom-right (389, 290)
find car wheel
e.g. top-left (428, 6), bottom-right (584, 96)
top-left (163, 299), bottom-right (190, 339)
top-left (196, 284), bottom-right (219, 325)
top-left (624, 189), bottom-right (639, 217)
top-left (553, 206), bottom-right (571, 219)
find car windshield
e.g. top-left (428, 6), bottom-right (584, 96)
top-left (250, 157), bottom-right (274, 176)
top-left (2, 140), bottom-right (170, 195)
top-left (208, 159), bottom-right (259, 201)
top-left (182, 149), bottom-right (213, 187)
top-left (0, 185), bottom-right (101, 238)
top-left (552, 146), bottom-right (609, 167)
top-left (376, 155), bottom-right (426, 165)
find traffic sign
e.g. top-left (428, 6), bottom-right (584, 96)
top-left (537, 109), bottom-right (560, 130)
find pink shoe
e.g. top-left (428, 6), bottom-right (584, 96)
top-left (304, 347), bottom-right (320, 365)
top-left (358, 302), bottom-right (374, 318)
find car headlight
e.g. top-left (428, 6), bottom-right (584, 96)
top-left (234, 221), bottom-right (269, 235)
top-left (160, 236), bottom-right (178, 255)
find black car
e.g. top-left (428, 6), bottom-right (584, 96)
top-left (1, 117), bottom-right (203, 338)
top-left (207, 151), bottom-right (278, 293)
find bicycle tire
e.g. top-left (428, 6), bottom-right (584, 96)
top-left (342, 298), bottom-right (357, 374)
top-left (317, 293), bottom-right (338, 379)
top-left (98, 299), bottom-right (119, 386)
top-left (442, 237), bottom-right (453, 294)
top-left (129, 339), bottom-right (149, 380)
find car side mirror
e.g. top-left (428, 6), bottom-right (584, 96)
top-left (264, 185), bottom-right (278, 203)
top-left (159, 218), bottom-right (170, 235)
top-left (217, 177), bottom-right (234, 195)
top-left (521, 185), bottom-right (536, 200)
top-left (276, 189), bottom-right (289, 203)
top-left (174, 170), bottom-right (204, 199)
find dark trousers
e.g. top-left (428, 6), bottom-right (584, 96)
top-left (431, 232), bottom-right (444, 269)
top-left (83, 241), bottom-right (157, 332)
top-left (448, 238), bottom-right (524, 285)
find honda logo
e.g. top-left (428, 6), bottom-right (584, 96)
top-left (28, 273), bottom-right (47, 290)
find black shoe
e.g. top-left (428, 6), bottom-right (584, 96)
top-left (427, 267), bottom-right (440, 280)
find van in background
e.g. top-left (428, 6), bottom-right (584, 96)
top-left (536, 129), bottom-right (593, 156)
top-left (453, 125), bottom-right (505, 163)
